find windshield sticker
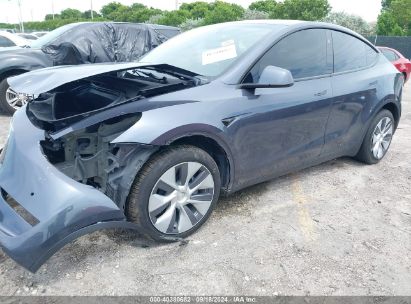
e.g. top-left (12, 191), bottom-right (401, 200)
top-left (202, 43), bottom-right (237, 65)
top-left (221, 39), bottom-right (235, 47)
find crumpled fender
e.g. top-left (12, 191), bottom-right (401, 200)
top-left (0, 109), bottom-right (133, 272)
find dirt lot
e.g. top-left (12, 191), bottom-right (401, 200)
top-left (0, 83), bottom-right (410, 296)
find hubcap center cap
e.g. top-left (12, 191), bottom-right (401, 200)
top-left (177, 188), bottom-right (190, 203)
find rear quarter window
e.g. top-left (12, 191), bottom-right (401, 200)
top-left (332, 31), bottom-right (378, 73)
top-left (381, 49), bottom-right (398, 62)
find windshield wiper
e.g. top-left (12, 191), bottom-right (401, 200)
top-left (132, 69), bottom-right (168, 84)
top-left (138, 64), bottom-right (208, 86)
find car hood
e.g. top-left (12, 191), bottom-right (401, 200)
top-left (8, 62), bottom-right (148, 95)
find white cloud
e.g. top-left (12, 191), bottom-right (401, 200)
top-left (0, 0), bottom-right (381, 26)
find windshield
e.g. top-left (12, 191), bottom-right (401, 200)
top-left (30, 23), bottom-right (80, 48)
top-left (141, 23), bottom-right (283, 77)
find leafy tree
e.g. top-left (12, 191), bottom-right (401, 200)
top-left (376, 0), bottom-right (411, 36)
top-left (203, 1), bottom-right (245, 25)
top-left (145, 14), bottom-right (164, 24)
top-left (389, 0), bottom-right (411, 31)
top-left (322, 12), bottom-right (375, 36)
top-left (157, 10), bottom-right (191, 26)
top-left (180, 2), bottom-right (211, 19)
top-left (180, 18), bottom-right (205, 31)
top-left (249, 0), bottom-right (278, 14)
top-left (82, 10), bottom-right (101, 19)
top-left (243, 9), bottom-right (270, 20)
top-left (274, 0), bottom-right (331, 21)
top-left (101, 2), bottom-right (127, 19)
top-left (381, 0), bottom-right (393, 10)
top-left (128, 7), bottom-right (163, 23)
top-left (60, 8), bottom-right (83, 20)
top-left (45, 14), bottom-right (60, 20)
top-left (377, 11), bottom-right (405, 35)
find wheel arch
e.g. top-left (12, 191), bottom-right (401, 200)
top-left (167, 134), bottom-right (234, 192)
top-left (381, 101), bottom-right (400, 130)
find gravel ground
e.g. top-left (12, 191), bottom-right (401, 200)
top-left (0, 82), bottom-right (410, 296)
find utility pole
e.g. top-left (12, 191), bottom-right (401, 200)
top-left (52, 0), bottom-right (55, 19)
top-left (90, 0), bottom-right (94, 20)
top-left (8, 0), bottom-right (24, 32)
top-left (16, 0), bottom-right (24, 32)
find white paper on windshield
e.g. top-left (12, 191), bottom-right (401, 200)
top-left (202, 43), bottom-right (237, 65)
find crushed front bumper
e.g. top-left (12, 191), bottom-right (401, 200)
top-left (0, 109), bottom-right (130, 272)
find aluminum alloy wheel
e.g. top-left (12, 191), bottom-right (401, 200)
top-left (6, 87), bottom-right (29, 109)
top-left (371, 116), bottom-right (393, 160)
top-left (148, 162), bottom-right (215, 234)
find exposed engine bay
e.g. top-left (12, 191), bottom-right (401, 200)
top-left (33, 66), bottom-right (200, 209)
top-left (27, 67), bottom-right (198, 131)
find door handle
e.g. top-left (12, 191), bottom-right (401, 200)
top-left (369, 80), bottom-right (378, 87)
top-left (314, 90), bottom-right (327, 97)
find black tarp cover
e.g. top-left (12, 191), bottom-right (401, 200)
top-left (41, 23), bottom-right (178, 66)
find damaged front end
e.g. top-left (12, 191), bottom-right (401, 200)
top-left (40, 115), bottom-right (156, 212)
top-left (0, 63), bottom-right (200, 271)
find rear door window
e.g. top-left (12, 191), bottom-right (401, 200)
top-left (332, 31), bottom-right (378, 73)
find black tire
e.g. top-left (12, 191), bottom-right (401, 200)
top-left (126, 145), bottom-right (221, 242)
top-left (355, 109), bottom-right (394, 164)
top-left (0, 74), bottom-right (21, 115)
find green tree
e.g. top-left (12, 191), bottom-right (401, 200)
top-left (45, 14), bottom-right (60, 20)
top-left (101, 2), bottom-right (127, 19)
top-left (180, 18), bottom-right (205, 31)
top-left (381, 0), bottom-right (393, 10)
top-left (157, 10), bottom-right (191, 26)
top-left (376, 0), bottom-right (411, 36)
top-left (82, 10), bottom-right (101, 19)
top-left (243, 9), bottom-right (269, 20)
top-left (60, 8), bottom-right (83, 20)
top-left (180, 2), bottom-right (211, 19)
top-left (203, 1), bottom-right (245, 25)
top-left (322, 12), bottom-right (375, 36)
top-left (274, 0), bottom-right (331, 21)
top-left (128, 7), bottom-right (163, 23)
top-left (249, 0), bottom-right (278, 14)
top-left (376, 11), bottom-right (405, 35)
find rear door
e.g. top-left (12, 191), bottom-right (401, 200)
top-left (322, 30), bottom-right (380, 157)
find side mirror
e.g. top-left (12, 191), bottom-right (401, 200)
top-left (239, 66), bottom-right (294, 90)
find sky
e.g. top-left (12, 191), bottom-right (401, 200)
top-left (0, 0), bottom-right (382, 24)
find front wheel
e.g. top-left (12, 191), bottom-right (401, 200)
top-left (355, 109), bottom-right (395, 164)
top-left (126, 145), bottom-right (221, 241)
top-left (0, 74), bottom-right (28, 115)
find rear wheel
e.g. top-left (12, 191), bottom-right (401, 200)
top-left (355, 109), bottom-right (394, 164)
top-left (0, 73), bottom-right (28, 115)
top-left (126, 145), bottom-right (221, 241)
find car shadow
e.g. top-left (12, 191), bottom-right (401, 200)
top-left (0, 156), bottom-right (363, 286)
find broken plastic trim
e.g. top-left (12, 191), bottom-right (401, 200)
top-left (40, 114), bottom-right (159, 210)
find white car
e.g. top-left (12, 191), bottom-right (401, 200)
top-left (0, 31), bottom-right (30, 48)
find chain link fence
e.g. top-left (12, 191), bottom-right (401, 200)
top-left (367, 36), bottom-right (411, 59)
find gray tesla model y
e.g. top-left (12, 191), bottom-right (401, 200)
top-left (0, 20), bottom-right (403, 271)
